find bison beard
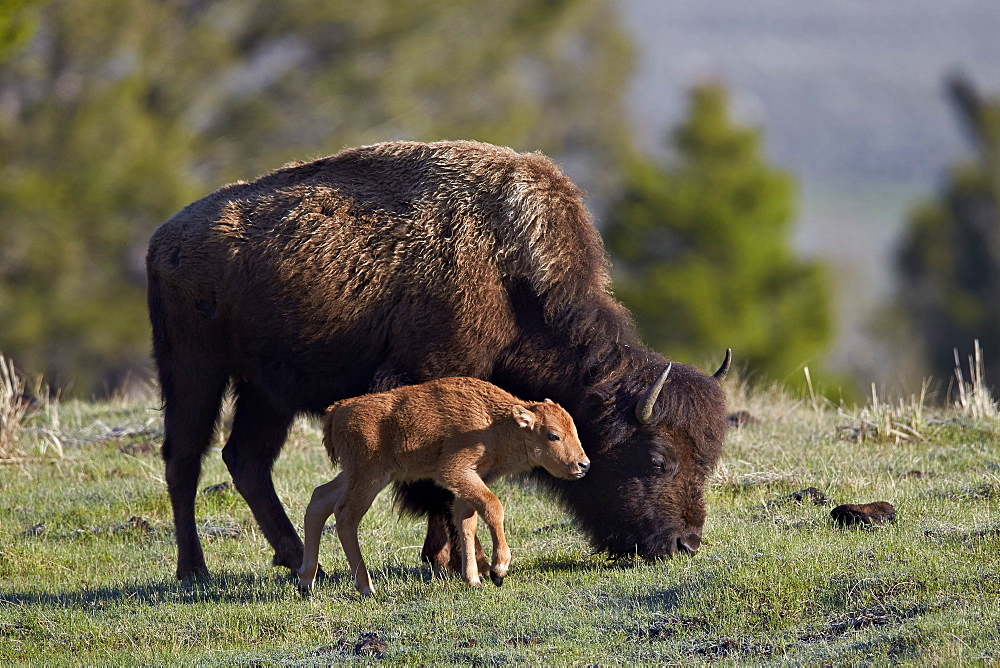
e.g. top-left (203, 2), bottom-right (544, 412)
top-left (146, 140), bottom-right (729, 581)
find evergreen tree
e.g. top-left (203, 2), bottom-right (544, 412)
top-left (0, 0), bottom-right (632, 394)
top-left (605, 83), bottom-right (831, 381)
top-left (897, 75), bottom-right (1000, 387)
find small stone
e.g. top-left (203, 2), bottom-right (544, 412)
top-left (23, 522), bottom-right (46, 537)
top-left (831, 502), bottom-right (896, 527)
top-left (127, 516), bottom-right (152, 532)
top-left (202, 481), bottom-right (232, 495)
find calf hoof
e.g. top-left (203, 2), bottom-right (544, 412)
top-left (490, 572), bottom-right (505, 587)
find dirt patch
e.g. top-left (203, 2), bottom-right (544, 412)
top-left (799, 604), bottom-right (926, 643)
top-left (198, 517), bottom-right (242, 539)
top-left (306, 632), bottom-right (388, 660)
top-left (923, 523), bottom-right (1000, 542)
top-left (355, 632), bottom-right (388, 657)
top-left (639, 615), bottom-right (708, 640)
top-left (692, 638), bottom-right (775, 659)
top-left (113, 516), bottom-right (153, 535)
top-left (958, 482), bottom-right (1000, 500)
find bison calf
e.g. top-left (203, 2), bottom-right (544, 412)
top-left (297, 377), bottom-right (589, 596)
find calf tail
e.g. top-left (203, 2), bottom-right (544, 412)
top-left (320, 401), bottom-right (346, 466)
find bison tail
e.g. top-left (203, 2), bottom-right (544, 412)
top-left (146, 272), bottom-right (174, 406)
top-left (391, 479), bottom-right (454, 519)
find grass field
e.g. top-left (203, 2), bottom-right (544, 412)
top-left (2, 373), bottom-right (999, 665)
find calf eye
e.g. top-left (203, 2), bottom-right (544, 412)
top-left (547, 433), bottom-right (561, 441)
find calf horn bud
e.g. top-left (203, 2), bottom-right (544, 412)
top-left (713, 349), bottom-right (732, 381)
top-left (636, 363), bottom-right (672, 425)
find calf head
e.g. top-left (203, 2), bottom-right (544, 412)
top-left (512, 400), bottom-right (589, 480)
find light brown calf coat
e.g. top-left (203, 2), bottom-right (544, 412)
top-left (297, 377), bottom-right (589, 596)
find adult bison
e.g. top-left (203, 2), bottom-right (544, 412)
top-left (146, 140), bottom-right (730, 581)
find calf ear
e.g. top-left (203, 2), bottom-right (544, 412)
top-left (511, 405), bottom-right (536, 429)
top-left (544, 398), bottom-right (554, 404)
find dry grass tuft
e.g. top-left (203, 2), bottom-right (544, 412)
top-left (0, 354), bottom-right (40, 458)
top-left (952, 339), bottom-right (997, 419)
top-left (839, 382), bottom-right (929, 444)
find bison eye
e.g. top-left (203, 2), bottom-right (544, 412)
top-left (547, 433), bottom-right (561, 442)
top-left (651, 454), bottom-right (676, 477)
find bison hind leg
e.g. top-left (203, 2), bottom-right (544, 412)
top-left (158, 359), bottom-right (229, 581)
top-left (393, 480), bottom-right (490, 578)
top-left (221, 382), bottom-right (300, 572)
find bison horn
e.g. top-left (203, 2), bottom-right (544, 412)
top-left (636, 363), bottom-right (672, 425)
top-left (713, 348), bottom-right (732, 381)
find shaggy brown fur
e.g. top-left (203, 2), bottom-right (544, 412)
top-left (147, 140), bottom-right (729, 581)
top-left (297, 377), bottom-right (588, 596)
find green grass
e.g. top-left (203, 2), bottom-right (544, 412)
top-left (2, 382), bottom-right (999, 665)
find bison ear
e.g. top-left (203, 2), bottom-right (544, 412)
top-left (511, 405), bottom-right (536, 429)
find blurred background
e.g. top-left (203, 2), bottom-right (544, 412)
top-left (0, 0), bottom-right (998, 400)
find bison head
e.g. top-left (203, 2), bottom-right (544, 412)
top-left (558, 351), bottom-right (730, 559)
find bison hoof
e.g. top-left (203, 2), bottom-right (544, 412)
top-left (297, 582), bottom-right (313, 598)
top-left (176, 565), bottom-right (211, 582)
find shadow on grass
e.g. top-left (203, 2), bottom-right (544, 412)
top-left (0, 569), bottom-right (315, 608)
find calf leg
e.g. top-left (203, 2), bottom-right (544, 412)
top-left (334, 473), bottom-right (390, 596)
top-left (449, 499), bottom-right (483, 587)
top-left (396, 480), bottom-right (491, 578)
top-left (298, 473), bottom-right (346, 595)
top-left (443, 472), bottom-right (510, 586)
top-left (221, 383), bottom-right (299, 572)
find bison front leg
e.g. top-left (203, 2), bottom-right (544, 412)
top-left (420, 499), bottom-right (491, 580)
